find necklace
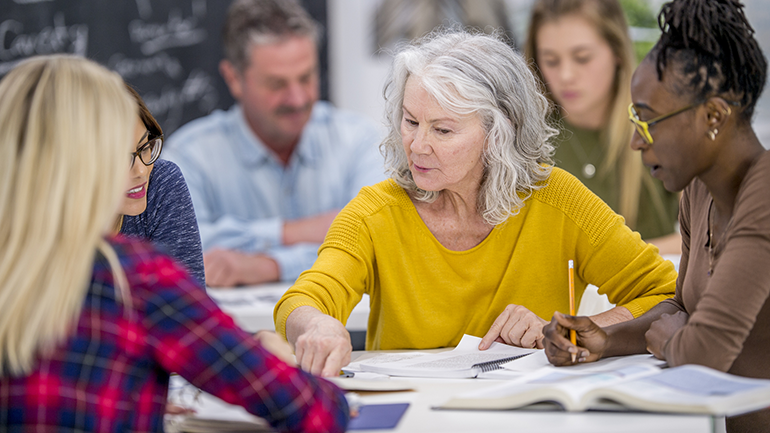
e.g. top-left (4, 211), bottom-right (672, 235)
top-left (707, 200), bottom-right (714, 276)
top-left (565, 131), bottom-right (603, 179)
top-left (706, 198), bottom-right (734, 277)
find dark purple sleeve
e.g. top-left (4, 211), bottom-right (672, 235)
top-left (121, 159), bottom-right (206, 285)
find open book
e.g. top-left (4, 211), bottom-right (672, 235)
top-left (348, 335), bottom-right (535, 379)
top-left (438, 363), bottom-right (770, 417)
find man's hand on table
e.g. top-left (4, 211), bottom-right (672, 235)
top-left (204, 248), bottom-right (279, 287)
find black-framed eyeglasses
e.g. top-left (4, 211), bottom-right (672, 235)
top-left (130, 130), bottom-right (163, 168)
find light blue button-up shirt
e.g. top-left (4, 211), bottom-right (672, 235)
top-left (163, 101), bottom-right (385, 280)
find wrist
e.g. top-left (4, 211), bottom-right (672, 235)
top-left (601, 318), bottom-right (648, 358)
top-left (245, 254), bottom-right (280, 284)
top-left (660, 332), bottom-right (675, 363)
top-left (598, 324), bottom-right (621, 358)
top-left (286, 306), bottom-right (321, 344)
top-left (281, 221), bottom-right (292, 246)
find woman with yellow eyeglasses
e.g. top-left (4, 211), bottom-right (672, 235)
top-left (543, 0), bottom-right (770, 431)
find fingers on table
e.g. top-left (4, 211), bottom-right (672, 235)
top-left (295, 334), bottom-right (351, 377)
top-left (481, 305), bottom-right (543, 349)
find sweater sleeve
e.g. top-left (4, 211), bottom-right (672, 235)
top-left (125, 241), bottom-right (349, 433)
top-left (274, 187), bottom-right (381, 338)
top-left (586, 221), bottom-right (678, 317)
top-left (540, 169), bottom-right (677, 318)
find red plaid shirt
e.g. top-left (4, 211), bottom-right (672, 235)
top-left (0, 236), bottom-right (348, 432)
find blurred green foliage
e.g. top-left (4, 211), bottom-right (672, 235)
top-left (620, 0), bottom-right (659, 63)
top-left (620, 0), bottom-right (657, 27)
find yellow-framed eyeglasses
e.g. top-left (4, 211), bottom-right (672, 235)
top-left (627, 102), bottom-right (700, 145)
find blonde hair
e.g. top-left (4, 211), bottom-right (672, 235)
top-left (0, 55), bottom-right (135, 375)
top-left (381, 30), bottom-right (557, 225)
top-left (525, 0), bottom-right (665, 228)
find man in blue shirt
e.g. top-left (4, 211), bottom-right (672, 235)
top-left (164, 0), bottom-right (384, 287)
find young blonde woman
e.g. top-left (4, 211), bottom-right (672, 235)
top-left (0, 55), bottom-right (348, 432)
top-left (525, 0), bottom-right (681, 253)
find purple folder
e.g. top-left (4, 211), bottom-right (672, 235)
top-left (348, 403), bottom-right (410, 430)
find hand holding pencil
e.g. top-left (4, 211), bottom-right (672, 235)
top-left (568, 260), bottom-right (577, 363)
top-left (541, 263), bottom-right (610, 366)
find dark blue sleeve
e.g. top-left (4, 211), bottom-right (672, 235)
top-left (121, 159), bottom-right (206, 285)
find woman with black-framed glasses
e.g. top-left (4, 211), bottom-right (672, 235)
top-left (544, 0), bottom-right (770, 431)
top-left (117, 84), bottom-right (205, 285)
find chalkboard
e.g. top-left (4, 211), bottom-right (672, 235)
top-left (0, 0), bottom-right (328, 136)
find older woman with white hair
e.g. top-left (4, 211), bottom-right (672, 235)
top-left (275, 30), bottom-right (677, 377)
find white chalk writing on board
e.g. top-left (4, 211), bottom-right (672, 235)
top-left (0, 13), bottom-right (88, 74)
top-left (129, 4), bottom-right (207, 56)
top-left (143, 69), bottom-right (218, 132)
top-left (109, 52), bottom-right (184, 80)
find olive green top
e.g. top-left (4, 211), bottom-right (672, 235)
top-left (552, 122), bottom-right (680, 240)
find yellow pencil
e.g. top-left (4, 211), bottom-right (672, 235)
top-left (568, 260), bottom-right (577, 363)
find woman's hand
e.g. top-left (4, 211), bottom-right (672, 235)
top-left (543, 312), bottom-right (607, 366)
top-left (254, 330), bottom-right (297, 366)
top-left (479, 304), bottom-right (548, 350)
top-left (288, 307), bottom-right (352, 377)
top-left (645, 311), bottom-right (688, 359)
top-left (166, 403), bottom-right (196, 416)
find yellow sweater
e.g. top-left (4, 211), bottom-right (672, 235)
top-left (275, 168), bottom-right (677, 350)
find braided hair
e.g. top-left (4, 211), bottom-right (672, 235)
top-left (652, 0), bottom-right (767, 121)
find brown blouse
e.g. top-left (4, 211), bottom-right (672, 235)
top-left (661, 150), bottom-right (770, 432)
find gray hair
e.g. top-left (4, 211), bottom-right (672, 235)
top-left (222, 0), bottom-right (321, 71)
top-left (381, 30), bottom-right (557, 225)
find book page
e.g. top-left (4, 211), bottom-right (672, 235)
top-left (502, 350), bottom-right (665, 373)
top-left (532, 364), bottom-right (658, 404)
top-left (407, 352), bottom-right (525, 370)
top-left (644, 368), bottom-right (763, 395)
top-left (349, 352), bottom-right (429, 367)
top-left (345, 352), bottom-right (431, 375)
top-left (440, 363), bottom-right (660, 411)
top-left (601, 365), bottom-right (770, 416)
top-left (356, 334), bottom-right (536, 378)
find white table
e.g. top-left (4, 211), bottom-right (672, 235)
top-left (170, 350), bottom-right (724, 433)
top-left (206, 282), bottom-right (370, 333)
top-left (346, 381), bottom-right (718, 432)
top-left (342, 351), bottom-right (723, 433)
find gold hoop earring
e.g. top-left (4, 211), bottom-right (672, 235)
top-left (708, 129), bottom-right (718, 141)
top-left (723, 107), bottom-right (732, 116)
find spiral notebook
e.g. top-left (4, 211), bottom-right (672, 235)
top-left (351, 335), bottom-right (535, 379)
